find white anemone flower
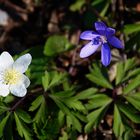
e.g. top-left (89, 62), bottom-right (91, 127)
top-left (0, 52), bottom-right (32, 97)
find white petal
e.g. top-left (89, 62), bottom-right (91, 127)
top-left (21, 74), bottom-right (30, 88)
top-left (13, 53), bottom-right (32, 73)
top-left (0, 83), bottom-right (9, 97)
top-left (10, 84), bottom-right (27, 97)
top-left (0, 52), bottom-right (14, 70)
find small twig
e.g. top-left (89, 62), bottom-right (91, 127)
top-left (1, 0), bottom-right (27, 13)
top-left (9, 95), bottom-right (26, 112)
top-left (9, 87), bottom-right (43, 112)
top-left (30, 87), bottom-right (43, 94)
top-left (134, 129), bottom-right (140, 135)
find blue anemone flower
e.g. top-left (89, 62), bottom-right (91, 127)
top-left (80, 21), bottom-right (123, 66)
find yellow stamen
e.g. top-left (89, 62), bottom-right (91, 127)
top-left (4, 69), bottom-right (21, 85)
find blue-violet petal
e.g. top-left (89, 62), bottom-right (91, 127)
top-left (80, 41), bottom-right (100, 58)
top-left (106, 27), bottom-right (115, 38)
top-left (95, 21), bottom-right (107, 35)
top-left (101, 43), bottom-right (111, 66)
top-left (108, 36), bottom-right (123, 48)
top-left (80, 31), bottom-right (99, 40)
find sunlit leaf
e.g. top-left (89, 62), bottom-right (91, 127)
top-left (113, 104), bottom-right (125, 137)
top-left (0, 103), bottom-right (9, 115)
top-left (100, 0), bottom-right (110, 16)
top-left (113, 104), bottom-right (134, 140)
top-left (124, 92), bottom-right (140, 111)
top-left (15, 109), bottom-right (32, 124)
top-left (118, 102), bottom-right (140, 123)
top-left (86, 63), bottom-right (113, 89)
top-left (75, 88), bottom-right (98, 100)
top-left (123, 75), bottom-right (140, 94)
top-left (14, 112), bottom-right (32, 140)
top-left (0, 112), bottom-right (10, 137)
top-left (50, 94), bottom-right (82, 132)
top-left (85, 106), bottom-right (108, 133)
top-left (33, 97), bottom-right (47, 124)
top-left (124, 58), bottom-right (136, 72)
top-left (70, 0), bottom-right (85, 11)
top-left (59, 131), bottom-right (68, 140)
top-left (123, 68), bottom-right (140, 82)
top-left (85, 94), bottom-right (112, 110)
top-left (29, 95), bottom-right (47, 124)
top-left (42, 71), bottom-right (66, 91)
top-left (124, 24), bottom-right (140, 35)
top-left (116, 62), bottom-right (125, 85)
top-left (44, 35), bottom-right (72, 56)
top-left (29, 95), bottom-right (43, 111)
top-left (58, 110), bottom-right (65, 127)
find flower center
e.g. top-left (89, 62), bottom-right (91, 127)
top-left (92, 36), bottom-right (107, 45)
top-left (4, 69), bottom-right (21, 85)
top-left (92, 36), bottom-right (100, 45)
top-left (100, 35), bottom-right (107, 43)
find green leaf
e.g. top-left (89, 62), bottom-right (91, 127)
top-left (85, 106), bottom-right (108, 133)
top-left (116, 58), bottom-right (137, 84)
top-left (66, 115), bottom-right (72, 128)
top-left (124, 58), bottom-right (136, 72)
top-left (124, 23), bottom-right (140, 35)
top-left (85, 93), bottom-right (112, 133)
top-left (0, 112), bottom-right (10, 137)
top-left (29, 95), bottom-right (43, 111)
top-left (100, 0), bottom-right (110, 17)
top-left (70, 0), bottom-right (85, 11)
top-left (66, 115), bottom-right (82, 132)
top-left (59, 131), bottom-right (68, 140)
top-left (113, 104), bottom-right (134, 140)
top-left (123, 75), bottom-right (140, 94)
top-left (27, 56), bottom-right (46, 85)
top-left (3, 114), bottom-right (14, 140)
top-left (33, 96), bottom-right (47, 124)
top-left (58, 110), bottom-right (65, 127)
top-left (71, 111), bottom-right (87, 123)
top-left (75, 88), bottom-right (98, 100)
top-left (49, 72), bottom-right (66, 88)
top-left (118, 102), bottom-right (140, 123)
top-left (42, 71), bottom-right (50, 91)
top-left (113, 104), bottom-right (125, 137)
top-left (124, 92), bottom-right (140, 111)
top-left (86, 63), bottom-right (113, 89)
top-left (50, 95), bottom-right (71, 115)
top-left (15, 109), bottom-right (32, 123)
top-left (29, 95), bottom-right (47, 124)
top-left (14, 112), bottom-right (32, 140)
top-left (3, 95), bottom-right (15, 103)
top-left (123, 68), bottom-right (140, 82)
top-left (42, 71), bottom-right (66, 91)
top-left (0, 103), bottom-right (9, 115)
top-left (85, 94), bottom-right (112, 110)
top-left (52, 90), bottom-right (75, 98)
top-left (123, 128), bottom-right (134, 140)
top-left (91, 0), bottom-right (104, 6)
top-left (50, 90), bottom-right (86, 111)
top-left (50, 94), bottom-right (82, 132)
top-left (71, 115), bottom-right (82, 132)
top-left (44, 35), bottom-right (72, 56)
top-left (116, 62), bottom-right (125, 85)
top-left (64, 98), bottom-right (85, 111)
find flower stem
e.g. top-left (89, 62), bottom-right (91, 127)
top-left (9, 87), bottom-right (43, 112)
top-left (9, 95), bottom-right (26, 112)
